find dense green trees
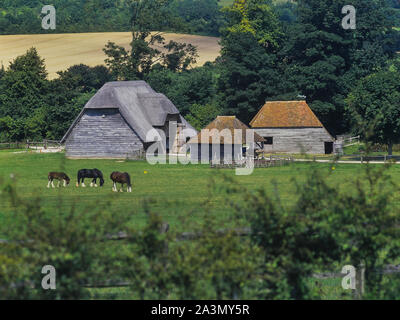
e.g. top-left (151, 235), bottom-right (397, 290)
top-left (170, 0), bottom-right (224, 36)
top-left (282, 0), bottom-right (397, 134)
top-left (216, 0), bottom-right (293, 124)
top-left (216, 0), bottom-right (399, 134)
top-left (0, 49), bottom-right (114, 142)
top-left (0, 0), bottom-right (399, 142)
top-left (146, 63), bottom-right (217, 116)
top-left (346, 62), bottom-right (400, 155)
top-left (0, 0), bottom-right (224, 36)
top-left (0, 48), bottom-right (49, 140)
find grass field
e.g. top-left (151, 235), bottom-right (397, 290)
top-left (1, 150), bottom-right (399, 299)
top-left (1, 150), bottom-right (400, 231)
top-left (0, 32), bottom-right (221, 79)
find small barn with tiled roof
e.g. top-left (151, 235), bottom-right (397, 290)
top-left (188, 116), bottom-right (265, 163)
top-left (250, 101), bottom-right (334, 154)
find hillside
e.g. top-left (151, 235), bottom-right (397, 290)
top-left (0, 32), bottom-right (221, 79)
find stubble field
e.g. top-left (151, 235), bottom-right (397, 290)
top-left (0, 32), bottom-right (221, 79)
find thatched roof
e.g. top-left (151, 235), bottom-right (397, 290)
top-left (188, 116), bottom-right (265, 144)
top-left (250, 101), bottom-right (324, 128)
top-left (61, 81), bottom-right (195, 143)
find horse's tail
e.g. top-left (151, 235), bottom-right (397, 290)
top-left (125, 173), bottom-right (131, 187)
top-left (97, 170), bottom-right (105, 186)
top-left (77, 170), bottom-right (83, 186)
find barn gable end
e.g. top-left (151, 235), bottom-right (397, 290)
top-left (65, 109), bottom-right (144, 159)
top-left (61, 81), bottom-right (196, 159)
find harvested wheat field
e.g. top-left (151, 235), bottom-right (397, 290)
top-left (0, 32), bottom-right (221, 79)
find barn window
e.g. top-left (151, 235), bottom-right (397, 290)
top-left (264, 137), bottom-right (273, 145)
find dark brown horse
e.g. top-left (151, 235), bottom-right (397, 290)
top-left (48, 172), bottom-right (70, 188)
top-left (110, 172), bottom-right (132, 193)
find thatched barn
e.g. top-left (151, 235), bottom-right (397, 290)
top-left (188, 116), bottom-right (265, 163)
top-left (250, 101), bottom-right (334, 154)
top-left (61, 81), bottom-right (196, 159)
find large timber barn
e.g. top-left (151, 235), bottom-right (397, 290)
top-left (250, 101), bottom-right (334, 154)
top-left (61, 81), bottom-right (196, 159)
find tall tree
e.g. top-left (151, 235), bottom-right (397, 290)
top-left (282, 0), bottom-right (397, 134)
top-left (217, 0), bottom-right (294, 124)
top-left (0, 48), bottom-right (48, 120)
top-left (103, 0), bottom-right (197, 80)
top-left (346, 63), bottom-right (400, 155)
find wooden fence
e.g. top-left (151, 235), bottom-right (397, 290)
top-left (210, 156), bottom-right (294, 169)
top-left (0, 142), bottom-right (25, 150)
top-left (0, 140), bottom-right (62, 150)
top-left (26, 140), bottom-right (62, 150)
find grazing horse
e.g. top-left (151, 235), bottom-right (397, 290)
top-left (77, 169), bottom-right (105, 188)
top-left (110, 172), bottom-right (132, 193)
top-left (48, 172), bottom-right (70, 188)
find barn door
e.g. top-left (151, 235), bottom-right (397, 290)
top-left (324, 142), bottom-right (333, 154)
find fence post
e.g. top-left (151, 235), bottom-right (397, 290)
top-left (44, 139), bottom-right (47, 150)
top-left (353, 263), bottom-right (365, 300)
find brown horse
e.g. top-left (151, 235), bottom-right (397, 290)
top-left (110, 172), bottom-right (132, 193)
top-left (48, 172), bottom-right (70, 188)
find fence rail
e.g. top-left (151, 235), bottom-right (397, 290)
top-left (341, 154), bottom-right (400, 162)
top-left (210, 156), bottom-right (294, 169)
top-left (0, 142), bottom-right (25, 150)
top-left (26, 140), bottom-right (62, 150)
top-left (337, 135), bottom-right (361, 147)
top-left (0, 140), bottom-right (63, 150)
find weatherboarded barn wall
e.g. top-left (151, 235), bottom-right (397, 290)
top-left (65, 109), bottom-right (143, 159)
top-left (254, 127), bottom-right (333, 154)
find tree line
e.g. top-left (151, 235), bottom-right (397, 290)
top-left (0, 0), bottom-right (224, 36)
top-left (0, 0), bottom-right (399, 153)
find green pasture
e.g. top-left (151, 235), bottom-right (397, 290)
top-left (1, 150), bottom-right (399, 300)
top-left (1, 150), bottom-right (400, 232)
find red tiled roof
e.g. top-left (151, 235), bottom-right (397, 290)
top-left (250, 101), bottom-right (324, 128)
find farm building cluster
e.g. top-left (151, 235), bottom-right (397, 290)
top-left (62, 81), bottom-right (335, 162)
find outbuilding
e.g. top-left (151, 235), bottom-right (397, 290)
top-left (188, 116), bottom-right (265, 163)
top-left (250, 101), bottom-right (334, 154)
